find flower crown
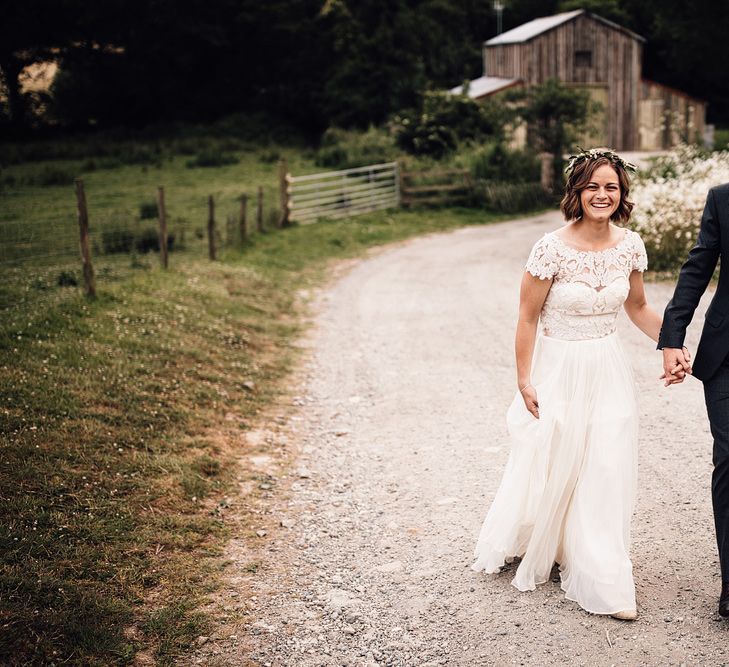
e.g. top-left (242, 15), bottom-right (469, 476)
top-left (564, 147), bottom-right (637, 176)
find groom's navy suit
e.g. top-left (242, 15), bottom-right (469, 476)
top-left (659, 183), bottom-right (729, 581)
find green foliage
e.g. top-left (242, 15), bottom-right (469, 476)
top-left (470, 143), bottom-right (540, 182)
top-left (471, 181), bottom-right (555, 214)
top-left (392, 91), bottom-right (507, 158)
top-left (139, 200), bottom-right (159, 220)
top-left (101, 224), bottom-right (135, 254)
top-left (101, 224), bottom-right (175, 255)
top-left (56, 270), bottom-right (78, 287)
top-left (320, 1), bottom-right (492, 127)
top-left (3, 0), bottom-right (729, 134)
top-left (558, 0), bottom-right (630, 24)
top-left (507, 79), bottom-right (594, 172)
top-left (315, 126), bottom-right (399, 169)
top-left (258, 149), bottom-right (281, 164)
top-left (27, 165), bottom-right (78, 186)
top-left (186, 150), bottom-right (239, 169)
top-left (0, 129), bottom-right (517, 663)
top-left (1, 136), bottom-right (165, 167)
top-left (135, 226), bottom-right (171, 254)
top-left (714, 128), bottom-right (729, 151)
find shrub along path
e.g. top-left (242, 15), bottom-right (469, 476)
top-left (200, 211), bottom-right (727, 665)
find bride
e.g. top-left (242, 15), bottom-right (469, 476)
top-left (471, 148), bottom-right (688, 620)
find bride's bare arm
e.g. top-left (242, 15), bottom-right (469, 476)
top-left (624, 270), bottom-right (690, 385)
top-left (516, 272), bottom-right (552, 418)
top-left (623, 270), bottom-right (662, 342)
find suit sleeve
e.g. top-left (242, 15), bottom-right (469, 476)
top-left (658, 188), bottom-right (721, 349)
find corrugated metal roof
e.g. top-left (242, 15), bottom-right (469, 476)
top-left (485, 9), bottom-right (645, 45)
top-left (449, 76), bottom-right (521, 99)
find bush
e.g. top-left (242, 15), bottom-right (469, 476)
top-left (471, 181), bottom-right (554, 214)
top-left (57, 271), bottom-right (78, 287)
top-left (134, 227), bottom-right (176, 253)
top-left (139, 201), bottom-right (158, 220)
top-left (28, 165), bottom-right (78, 186)
top-left (630, 144), bottom-right (729, 271)
top-left (114, 143), bottom-right (164, 167)
top-left (471, 144), bottom-right (540, 182)
top-left (314, 126), bottom-right (399, 169)
top-left (713, 127), bottom-right (729, 151)
top-left (506, 79), bottom-right (594, 173)
top-left (186, 149), bottom-right (239, 168)
top-left (101, 225), bottom-right (135, 254)
top-left (258, 150), bottom-right (280, 164)
top-left (101, 223), bottom-right (176, 254)
top-left (391, 90), bottom-right (507, 158)
top-left (0, 168), bottom-right (15, 192)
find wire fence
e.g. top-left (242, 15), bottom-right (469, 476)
top-left (0, 173), bottom-right (283, 306)
top-left (1, 157), bottom-right (405, 308)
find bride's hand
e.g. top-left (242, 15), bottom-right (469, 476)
top-left (660, 346), bottom-right (692, 386)
top-left (520, 384), bottom-right (540, 419)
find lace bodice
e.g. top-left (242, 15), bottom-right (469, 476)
top-left (525, 229), bottom-right (647, 340)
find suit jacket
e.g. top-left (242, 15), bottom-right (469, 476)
top-left (658, 183), bottom-right (729, 382)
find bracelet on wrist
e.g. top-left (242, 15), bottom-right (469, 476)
top-left (519, 383), bottom-right (532, 393)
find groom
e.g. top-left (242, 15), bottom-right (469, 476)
top-left (659, 183), bottom-right (729, 617)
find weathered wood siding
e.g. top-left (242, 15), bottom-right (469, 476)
top-left (484, 14), bottom-right (642, 150)
top-left (639, 80), bottom-right (707, 150)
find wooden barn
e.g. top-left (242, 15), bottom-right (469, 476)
top-left (450, 9), bottom-right (706, 151)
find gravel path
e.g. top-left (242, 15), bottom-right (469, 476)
top-left (201, 212), bottom-right (727, 666)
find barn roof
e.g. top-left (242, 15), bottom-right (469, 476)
top-left (449, 76), bottom-right (521, 99)
top-left (485, 9), bottom-right (645, 46)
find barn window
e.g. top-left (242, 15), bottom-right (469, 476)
top-left (575, 50), bottom-right (592, 68)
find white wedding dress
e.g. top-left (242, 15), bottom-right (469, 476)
top-left (472, 228), bottom-right (648, 614)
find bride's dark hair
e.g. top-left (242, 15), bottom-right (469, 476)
top-left (560, 156), bottom-right (634, 223)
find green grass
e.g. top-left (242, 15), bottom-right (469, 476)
top-left (0, 147), bottom-right (311, 265)
top-left (0, 140), bottom-right (538, 665)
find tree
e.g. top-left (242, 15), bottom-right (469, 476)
top-left (558, 0), bottom-right (631, 25)
top-left (0, 0), bottom-right (134, 133)
top-left (509, 79), bottom-right (594, 174)
top-left (0, 1), bottom-right (72, 130)
top-left (391, 89), bottom-right (507, 158)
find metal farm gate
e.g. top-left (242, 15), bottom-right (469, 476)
top-left (287, 162), bottom-right (400, 224)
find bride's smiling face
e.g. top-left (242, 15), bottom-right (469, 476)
top-left (579, 164), bottom-right (621, 222)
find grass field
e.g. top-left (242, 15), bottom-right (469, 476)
top-left (0, 142), bottom-right (310, 266)
top-left (0, 139), bottom-right (535, 665)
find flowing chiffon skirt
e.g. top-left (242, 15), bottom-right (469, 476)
top-left (472, 332), bottom-right (638, 614)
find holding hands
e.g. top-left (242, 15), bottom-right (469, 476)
top-left (661, 346), bottom-right (692, 386)
top-left (521, 343), bottom-right (692, 420)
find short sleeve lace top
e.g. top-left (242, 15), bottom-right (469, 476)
top-left (525, 228), bottom-right (648, 340)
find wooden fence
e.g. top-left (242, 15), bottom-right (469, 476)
top-left (399, 167), bottom-right (473, 207)
top-left (287, 162), bottom-right (400, 224)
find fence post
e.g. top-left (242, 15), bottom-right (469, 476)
top-left (239, 194), bottom-right (248, 243)
top-left (395, 160), bottom-right (403, 208)
top-left (207, 195), bottom-right (216, 260)
top-left (256, 186), bottom-right (264, 233)
top-left (278, 158), bottom-right (289, 228)
top-left (74, 178), bottom-right (96, 298)
top-left (157, 186), bottom-right (168, 269)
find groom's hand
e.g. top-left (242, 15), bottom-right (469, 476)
top-left (661, 347), bottom-right (692, 386)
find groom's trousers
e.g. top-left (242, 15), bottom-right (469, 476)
top-left (704, 354), bottom-right (729, 582)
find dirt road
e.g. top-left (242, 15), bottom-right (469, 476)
top-left (201, 212), bottom-right (726, 666)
